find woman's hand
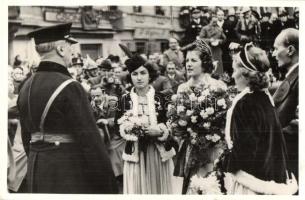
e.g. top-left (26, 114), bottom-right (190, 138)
top-left (144, 125), bottom-right (163, 137)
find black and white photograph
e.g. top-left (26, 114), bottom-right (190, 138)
top-left (2, 0), bottom-right (304, 199)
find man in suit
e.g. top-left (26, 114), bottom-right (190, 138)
top-left (163, 37), bottom-right (185, 74)
top-left (17, 23), bottom-right (117, 193)
top-left (272, 28), bottom-right (299, 181)
top-left (235, 8), bottom-right (260, 44)
top-left (164, 61), bottom-right (185, 94)
top-left (199, 15), bottom-right (227, 75)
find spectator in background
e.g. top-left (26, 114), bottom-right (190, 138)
top-left (183, 7), bottom-right (209, 46)
top-left (148, 53), bottom-right (166, 75)
top-left (164, 61), bottom-right (185, 94)
top-left (278, 11), bottom-right (295, 31)
top-left (151, 63), bottom-right (173, 95)
top-left (222, 8), bottom-right (238, 75)
top-left (13, 55), bottom-right (22, 69)
top-left (113, 65), bottom-right (123, 78)
top-left (148, 54), bottom-right (158, 63)
top-left (108, 55), bottom-right (121, 68)
top-left (83, 55), bottom-right (101, 87)
top-left (163, 37), bottom-right (185, 74)
top-left (12, 67), bottom-right (25, 94)
top-left (89, 86), bottom-right (125, 192)
top-left (235, 7), bottom-right (260, 45)
top-left (216, 9), bottom-right (225, 29)
top-left (260, 12), bottom-right (273, 51)
top-left (199, 15), bottom-right (226, 75)
top-left (71, 57), bottom-right (84, 82)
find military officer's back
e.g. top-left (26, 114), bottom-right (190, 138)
top-left (17, 23), bottom-right (118, 194)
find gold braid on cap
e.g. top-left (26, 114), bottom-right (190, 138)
top-left (194, 39), bottom-right (213, 58)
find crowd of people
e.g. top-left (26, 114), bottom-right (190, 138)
top-left (7, 7), bottom-right (299, 195)
top-left (182, 7), bottom-right (299, 80)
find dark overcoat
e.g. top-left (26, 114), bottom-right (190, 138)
top-left (226, 91), bottom-right (288, 183)
top-left (17, 61), bottom-right (118, 194)
top-left (273, 65), bottom-right (298, 179)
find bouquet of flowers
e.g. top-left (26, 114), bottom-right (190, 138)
top-left (117, 110), bottom-right (149, 141)
top-left (187, 171), bottom-right (224, 195)
top-left (167, 84), bottom-right (238, 171)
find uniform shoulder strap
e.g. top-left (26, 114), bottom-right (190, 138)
top-left (39, 79), bottom-right (76, 133)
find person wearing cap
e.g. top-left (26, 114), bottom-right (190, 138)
top-left (183, 7), bottom-right (209, 46)
top-left (115, 54), bottom-right (176, 194)
top-left (83, 55), bottom-right (101, 87)
top-left (199, 14), bottom-right (227, 75)
top-left (235, 7), bottom-right (260, 44)
top-left (70, 57), bottom-right (84, 81)
top-left (272, 28), bottom-right (299, 184)
top-left (17, 23), bottom-right (117, 193)
top-left (222, 8), bottom-right (238, 75)
top-left (278, 10), bottom-right (295, 31)
top-left (92, 59), bottom-right (126, 97)
top-left (224, 43), bottom-right (297, 195)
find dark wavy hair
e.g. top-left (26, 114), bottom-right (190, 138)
top-left (181, 39), bottom-right (214, 74)
top-left (126, 61), bottom-right (159, 84)
top-left (235, 45), bottom-right (271, 91)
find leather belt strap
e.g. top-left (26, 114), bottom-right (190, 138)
top-left (31, 132), bottom-right (75, 144)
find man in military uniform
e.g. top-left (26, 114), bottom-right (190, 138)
top-left (17, 22), bottom-right (118, 193)
top-left (183, 7), bottom-right (209, 46)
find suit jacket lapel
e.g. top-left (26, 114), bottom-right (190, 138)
top-left (273, 65), bottom-right (298, 105)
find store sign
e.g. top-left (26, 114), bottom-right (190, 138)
top-left (45, 11), bottom-right (81, 23)
top-left (134, 28), bottom-right (170, 39)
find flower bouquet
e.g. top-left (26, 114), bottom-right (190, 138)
top-left (167, 84), bottom-right (237, 173)
top-left (187, 171), bottom-right (224, 194)
top-left (117, 110), bottom-right (149, 141)
top-left (117, 110), bottom-right (151, 152)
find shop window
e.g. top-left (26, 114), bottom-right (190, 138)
top-left (133, 6), bottom-right (142, 13)
top-left (155, 6), bottom-right (165, 16)
top-left (136, 42), bottom-right (146, 54)
top-left (108, 6), bottom-right (118, 11)
top-left (80, 43), bottom-right (102, 60)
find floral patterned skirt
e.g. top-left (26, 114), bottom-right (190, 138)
top-left (123, 143), bottom-right (174, 194)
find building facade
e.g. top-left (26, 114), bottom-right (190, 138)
top-left (8, 6), bottom-right (183, 65)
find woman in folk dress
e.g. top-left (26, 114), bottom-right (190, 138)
top-left (115, 55), bottom-right (176, 194)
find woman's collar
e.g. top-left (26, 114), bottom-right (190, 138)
top-left (131, 85), bottom-right (155, 97)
